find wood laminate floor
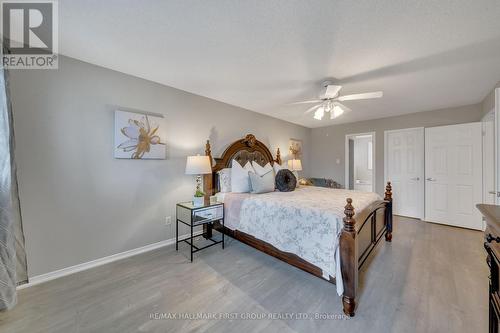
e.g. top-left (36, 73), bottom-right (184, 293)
top-left (0, 216), bottom-right (488, 333)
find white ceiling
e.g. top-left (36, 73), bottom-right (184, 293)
top-left (60, 0), bottom-right (500, 128)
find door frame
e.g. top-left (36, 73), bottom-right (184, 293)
top-left (384, 127), bottom-right (425, 219)
top-left (482, 109), bottom-right (495, 205)
top-left (344, 132), bottom-right (376, 192)
top-left (496, 88), bottom-right (500, 204)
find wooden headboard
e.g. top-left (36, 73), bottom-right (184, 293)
top-left (203, 134), bottom-right (282, 195)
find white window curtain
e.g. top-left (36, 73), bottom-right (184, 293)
top-left (0, 46), bottom-right (27, 310)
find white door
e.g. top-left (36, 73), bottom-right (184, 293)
top-left (385, 128), bottom-right (424, 219)
top-left (425, 122), bottom-right (483, 230)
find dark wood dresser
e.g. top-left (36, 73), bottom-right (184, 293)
top-left (477, 204), bottom-right (500, 333)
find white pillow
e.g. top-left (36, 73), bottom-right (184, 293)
top-left (248, 170), bottom-right (275, 194)
top-left (231, 161), bottom-right (255, 193)
top-left (218, 168), bottom-right (231, 192)
top-left (251, 161), bottom-right (273, 177)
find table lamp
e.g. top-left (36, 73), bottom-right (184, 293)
top-left (185, 154), bottom-right (212, 206)
top-left (288, 159), bottom-right (302, 181)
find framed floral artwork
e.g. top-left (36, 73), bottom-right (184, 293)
top-left (114, 110), bottom-right (166, 159)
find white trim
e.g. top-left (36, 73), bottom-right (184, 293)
top-left (344, 132), bottom-right (376, 192)
top-left (384, 127), bottom-right (425, 219)
top-left (17, 231), bottom-right (203, 290)
top-left (496, 88), bottom-right (500, 205)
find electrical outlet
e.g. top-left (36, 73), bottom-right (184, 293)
top-left (165, 216), bottom-right (172, 226)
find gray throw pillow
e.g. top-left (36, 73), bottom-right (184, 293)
top-left (275, 169), bottom-right (297, 192)
top-left (248, 170), bottom-right (275, 194)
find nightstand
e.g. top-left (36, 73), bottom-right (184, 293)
top-left (176, 201), bottom-right (224, 262)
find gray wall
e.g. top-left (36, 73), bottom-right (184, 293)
top-left (310, 104), bottom-right (483, 195)
top-left (10, 56), bottom-right (311, 277)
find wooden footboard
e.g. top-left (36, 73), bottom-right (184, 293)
top-left (340, 182), bottom-right (393, 316)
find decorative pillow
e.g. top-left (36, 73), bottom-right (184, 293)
top-left (252, 161), bottom-right (273, 177)
top-left (218, 168), bottom-right (231, 192)
top-left (248, 170), bottom-right (275, 194)
top-left (230, 160), bottom-right (254, 193)
top-left (275, 169), bottom-right (297, 192)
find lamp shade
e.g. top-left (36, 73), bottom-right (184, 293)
top-left (287, 159), bottom-right (303, 171)
top-left (185, 155), bottom-right (212, 175)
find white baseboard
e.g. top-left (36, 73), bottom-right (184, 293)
top-left (17, 231), bottom-right (204, 290)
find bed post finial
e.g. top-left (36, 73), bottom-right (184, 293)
top-left (205, 140), bottom-right (212, 167)
top-left (203, 140), bottom-right (214, 198)
top-left (384, 181), bottom-right (393, 242)
top-left (384, 181), bottom-right (392, 201)
top-left (275, 148), bottom-right (282, 165)
top-left (340, 197), bottom-right (358, 317)
top-left (343, 198), bottom-right (355, 232)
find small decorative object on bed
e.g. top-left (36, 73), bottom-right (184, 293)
top-left (185, 155), bottom-right (212, 207)
top-left (114, 110), bottom-right (166, 159)
top-left (275, 169), bottom-right (297, 192)
top-left (201, 134), bottom-right (393, 317)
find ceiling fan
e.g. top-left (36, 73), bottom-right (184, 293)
top-left (291, 81), bottom-right (383, 120)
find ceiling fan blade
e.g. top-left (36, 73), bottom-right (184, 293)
top-left (323, 85), bottom-right (342, 99)
top-left (336, 91), bottom-right (383, 101)
top-left (304, 104), bottom-right (322, 114)
top-left (288, 100), bottom-right (322, 105)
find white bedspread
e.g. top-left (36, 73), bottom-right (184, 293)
top-left (223, 186), bottom-right (381, 296)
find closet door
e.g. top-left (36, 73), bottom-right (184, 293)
top-left (425, 122), bottom-right (482, 230)
top-left (385, 128), bottom-right (424, 219)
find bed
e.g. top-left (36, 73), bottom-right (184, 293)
top-left (202, 134), bottom-right (393, 317)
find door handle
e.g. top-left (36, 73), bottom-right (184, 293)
top-left (410, 177), bottom-right (420, 181)
top-left (489, 191), bottom-right (496, 195)
top-left (426, 178), bottom-right (436, 181)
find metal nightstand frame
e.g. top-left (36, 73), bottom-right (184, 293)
top-left (175, 202), bottom-right (224, 262)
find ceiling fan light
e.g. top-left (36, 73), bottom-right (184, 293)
top-left (331, 105), bottom-right (344, 119)
top-left (314, 107), bottom-right (324, 120)
top-left (324, 100), bottom-right (333, 112)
